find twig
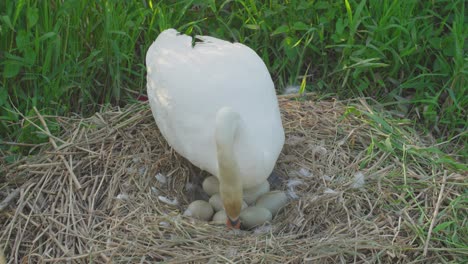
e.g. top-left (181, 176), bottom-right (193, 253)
top-left (33, 107), bottom-right (82, 189)
top-left (1, 141), bottom-right (46, 147)
top-left (12, 104), bottom-right (67, 145)
top-left (278, 92), bottom-right (316, 100)
top-left (0, 188), bottom-right (21, 212)
top-left (423, 171), bottom-right (448, 256)
top-left (18, 162), bottom-right (62, 169)
top-left (0, 245), bottom-right (6, 264)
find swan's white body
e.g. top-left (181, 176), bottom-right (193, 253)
top-left (146, 29), bottom-right (284, 189)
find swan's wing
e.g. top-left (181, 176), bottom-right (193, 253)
top-left (146, 29), bottom-right (284, 183)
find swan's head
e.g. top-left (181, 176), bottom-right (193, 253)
top-left (220, 182), bottom-right (243, 229)
top-left (217, 140), bottom-right (243, 228)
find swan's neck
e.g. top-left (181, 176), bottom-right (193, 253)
top-left (215, 107), bottom-right (243, 220)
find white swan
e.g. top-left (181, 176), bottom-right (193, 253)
top-left (146, 29), bottom-right (285, 228)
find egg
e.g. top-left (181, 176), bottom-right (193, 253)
top-left (240, 206), bottom-right (272, 229)
top-left (202, 176), bottom-right (219, 196)
top-left (183, 200), bottom-right (214, 221)
top-left (209, 194), bottom-right (224, 212)
top-left (255, 191), bottom-right (288, 216)
top-left (211, 210), bottom-right (227, 225)
top-left (243, 181), bottom-right (270, 205)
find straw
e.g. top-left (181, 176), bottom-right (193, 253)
top-left (1, 95), bottom-right (465, 263)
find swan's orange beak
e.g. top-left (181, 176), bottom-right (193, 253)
top-left (226, 217), bottom-right (240, 229)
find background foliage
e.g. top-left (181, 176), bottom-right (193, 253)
top-left (0, 0), bottom-right (466, 156)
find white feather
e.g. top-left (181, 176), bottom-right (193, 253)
top-left (283, 85), bottom-right (300, 95)
top-left (298, 168), bottom-right (312, 177)
top-left (155, 173), bottom-right (167, 184)
top-left (286, 179), bottom-right (303, 199)
top-left (158, 196), bottom-right (178, 206)
top-left (352, 172), bottom-right (365, 189)
top-left (116, 193), bottom-right (129, 200)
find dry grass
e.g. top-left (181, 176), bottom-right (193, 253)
top-left (1, 95), bottom-right (466, 263)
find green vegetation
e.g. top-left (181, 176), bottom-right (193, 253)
top-left (0, 0), bottom-right (466, 155)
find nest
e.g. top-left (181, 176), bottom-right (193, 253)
top-left (1, 95), bottom-right (465, 263)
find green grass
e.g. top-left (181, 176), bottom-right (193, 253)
top-left (0, 0), bottom-right (466, 155)
top-left (342, 101), bottom-right (467, 260)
